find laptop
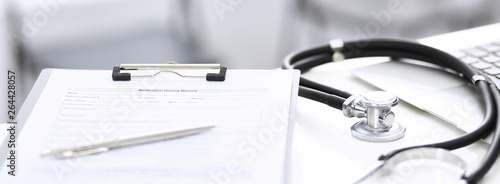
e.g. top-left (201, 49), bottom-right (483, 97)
top-left (352, 22), bottom-right (500, 143)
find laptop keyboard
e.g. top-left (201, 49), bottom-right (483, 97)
top-left (449, 41), bottom-right (500, 87)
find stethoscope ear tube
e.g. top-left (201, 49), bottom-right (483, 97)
top-left (352, 147), bottom-right (468, 184)
top-left (376, 80), bottom-right (499, 184)
top-left (283, 39), bottom-right (500, 184)
top-left (464, 82), bottom-right (500, 183)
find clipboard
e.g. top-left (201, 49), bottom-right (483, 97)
top-left (0, 64), bottom-right (299, 184)
top-left (112, 62), bottom-right (227, 81)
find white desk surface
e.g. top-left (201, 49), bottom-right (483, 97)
top-left (286, 22), bottom-right (500, 184)
top-left (287, 58), bottom-right (500, 184)
top-left (3, 59), bottom-right (500, 183)
top-left (3, 22), bottom-right (500, 183)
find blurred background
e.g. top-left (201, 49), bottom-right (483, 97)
top-left (2, 0), bottom-right (500, 121)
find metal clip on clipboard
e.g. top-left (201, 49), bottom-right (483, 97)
top-left (112, 62), bottom-right (227, 81)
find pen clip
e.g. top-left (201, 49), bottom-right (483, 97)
top-left (58, 147), bottom-right (110, 158)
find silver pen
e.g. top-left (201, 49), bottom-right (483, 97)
top-left (40, 125), bottom-right (215, 158)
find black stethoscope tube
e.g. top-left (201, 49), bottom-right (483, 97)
top-left (283, 39), bottom-right (500, 183)
top-left (469, 83), bottom-right (500, 183)
top-left (298, 86), bottom-right (345, 110)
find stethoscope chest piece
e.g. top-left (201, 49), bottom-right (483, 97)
top-left (343, 91), bottom-right (406, 142)
top-left (285, 39), bottom-right (500, 182)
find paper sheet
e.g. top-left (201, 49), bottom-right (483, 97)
top-left (0, 69), bottom-right (298, 184)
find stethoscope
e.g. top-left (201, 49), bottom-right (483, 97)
top-left (282, 38), bottom-right (500, 184)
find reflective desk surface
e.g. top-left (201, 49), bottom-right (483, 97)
top-left (1, 59), bottom-right (500, 184)
top-left (288, 58), bottom-right (500, 184)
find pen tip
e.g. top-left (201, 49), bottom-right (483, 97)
top-left (198, 125), bottom-right (214, 131)
top-left (195, 124), bottom-right (216, 132)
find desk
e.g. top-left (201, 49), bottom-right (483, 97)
top-left (288, 58), bottom-right (500, 183)
top-left (2, 60), bottom-right (500, 183)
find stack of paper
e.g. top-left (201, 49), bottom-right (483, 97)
top-left (0, 69), bottom-right (299, 184)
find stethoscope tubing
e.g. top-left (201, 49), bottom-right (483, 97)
top-left (283, 38), bottom-right (500, 183)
